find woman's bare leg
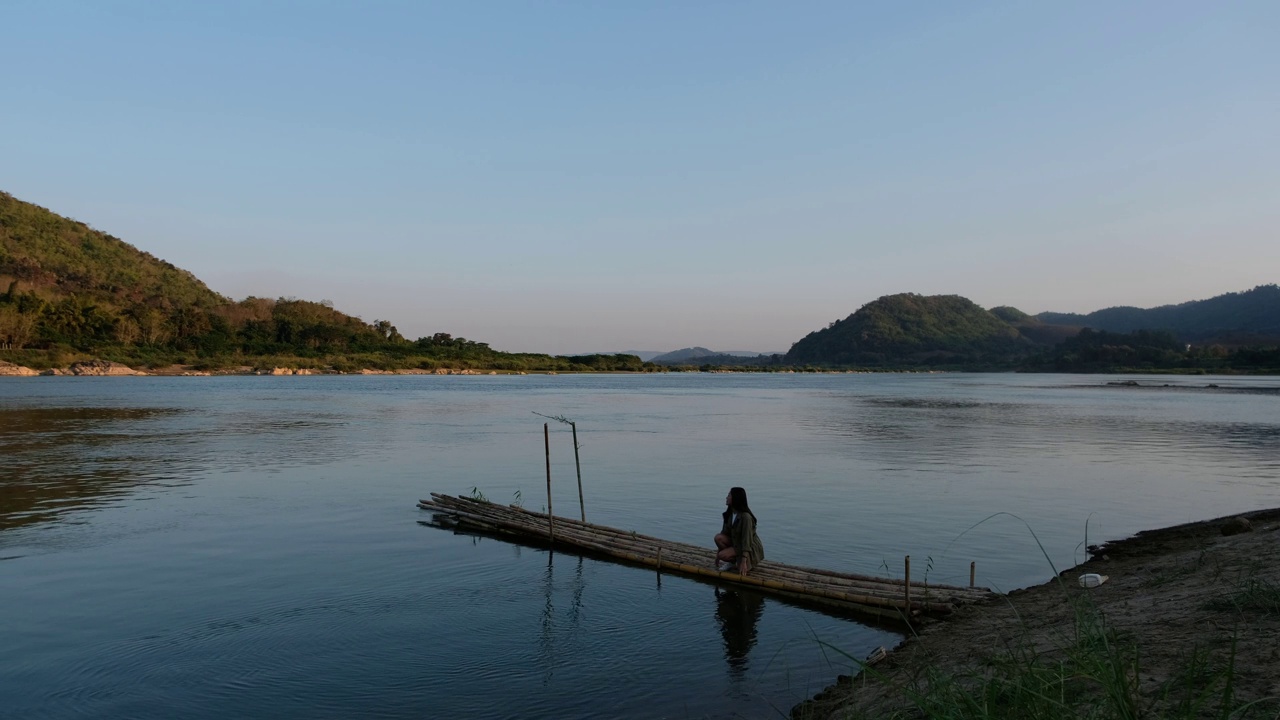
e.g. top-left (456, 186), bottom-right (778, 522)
top-left (714, 533), bottom-right (731, 550)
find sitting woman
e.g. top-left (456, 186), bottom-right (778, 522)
top-left (713, 487), bottom-right (765, 575)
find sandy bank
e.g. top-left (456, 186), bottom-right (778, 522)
top-left (794, 508), bottom-right (1280, 718)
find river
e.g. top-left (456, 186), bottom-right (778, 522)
top-left (2, 373), bottom-right (1278, 718)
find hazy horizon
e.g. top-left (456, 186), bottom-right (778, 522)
top-left (4, 3), bottom-right (1276, 355)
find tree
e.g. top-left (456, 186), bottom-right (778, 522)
top-left (0, 305), bottom-right (37, 349)
top-left (372, 319), bottom-right (405, 343)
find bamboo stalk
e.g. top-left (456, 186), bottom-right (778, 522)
top-left (442, 515), bottom-right (951, 614)
top-left (904, 555), bottom-right (911, 610)
top-left (446, 517), bottom-right (922, 611)
top-left (421, 498), bottom-right (990, 605)
top-left (572, 421), bottom-right (584, 522)
top-left (781, 559), bottom-right (982, 593)
top-left (544, 423), bottom-right (554, 544)
top-left (418, 496), bottom-right (990, 606)
top-left (418, 494), bottom-right (986, 615)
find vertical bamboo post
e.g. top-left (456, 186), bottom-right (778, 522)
top-left (904, 555), bottom-right (911, 611)
top-left (571, 421), bottom-right (585, 522)
top-left (970, 561), bottom-right (976, 588)
top-left (544, 423), bottom-right (554, 544)
top-left (656, 547), bottom-right (663, 573)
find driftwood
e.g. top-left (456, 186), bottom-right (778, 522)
top-left (418, 493), bottom-right (996, 621)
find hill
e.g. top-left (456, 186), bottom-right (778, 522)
top-left (650, 347), bottom-right (715, 363)
top-left (0, 192), bottom-right (225, 309)
top-left (784, 294), bottom-right (1030, 367)
top-left (616, 350), bottom-right (665, 361)
top-left (653, 353), bottom-right (780, 368)
top-left (0, 191), bottom-right (655, 374)
top-left (1037, 285), bottom-right (1280, 343)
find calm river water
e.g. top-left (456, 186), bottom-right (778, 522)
top-left (2, 373), bottom-right (1279, 718)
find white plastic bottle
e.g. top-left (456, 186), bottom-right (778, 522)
top-left (1078, 573), bottom-right (1108, 588)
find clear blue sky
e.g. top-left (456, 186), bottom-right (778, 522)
top-left (3, 1), bottom-right (1277, 354)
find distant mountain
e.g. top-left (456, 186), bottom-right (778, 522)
top-left (1037, 285), bottom-right (1280, 342)
top-left (649, 347), bottom-right (779, 365)
top-left (616, 350), bottom-right (666, 362)
top-left (651, 347), bottom-right (715, 363)
top-left (785, 293), bottom-right (1030, 367)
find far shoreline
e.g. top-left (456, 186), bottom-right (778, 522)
top-left (2, 358), bottom-right (1279, 379)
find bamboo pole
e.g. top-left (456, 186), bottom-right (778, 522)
top-left (422, 498), bottom-right (992, 606)
top-left (970, 561), bottom-right (976, 588)
top-left (430, 493), bottom-right (943, 587)
top-left (418, 495), bottom-right (989, 614)
top-left (572, 421), bottom-right (585, 522)
top-left (544, 423), bottom-right (554, 544)
top-left (766, 558), bottom-right (981, 593)
top-left (418, 495), bottom-right (994, 606)
top-left (904, 556), bottom-right (911, 611)
top-left (434, 513), bottom-right (929, 612)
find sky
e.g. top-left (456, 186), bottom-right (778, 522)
top-left (3, 1), bottom-right (1277, 354)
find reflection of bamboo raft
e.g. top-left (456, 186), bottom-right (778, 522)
top-left (418, 493), bottom-right (996, 622)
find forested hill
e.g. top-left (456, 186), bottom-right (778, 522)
top-left (1037, 285), bottom-right (1280, 341)
top-left (650, 347), bottom-right (715, 363)
top-left (0, 191), bottom-right (651, 373)
top-left (0, 192), bottom-right (225, 308)
top-left (784, 294), bottom-right (1028, 367)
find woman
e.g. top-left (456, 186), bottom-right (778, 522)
top-left (713, 487), bottom-right (765, 575)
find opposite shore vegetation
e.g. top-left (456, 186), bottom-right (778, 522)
top-left (2, 192), bottom-right (1279, 376)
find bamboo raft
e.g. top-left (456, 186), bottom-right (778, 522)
top-left (418, 493), bottom-right (996, 623)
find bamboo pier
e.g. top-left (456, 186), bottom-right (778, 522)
top-left (418, 493), bottom-right (996, 623)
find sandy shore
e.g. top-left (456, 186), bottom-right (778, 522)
top-left (793, 508), bottom-right (1280, 718)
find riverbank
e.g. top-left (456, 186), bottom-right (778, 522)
top-left (793, 508), bottom-right (1280, 719)
top-left (0, 359), bottom-right (520, 376)
top-left (0, 358), bottom-right (949, 377)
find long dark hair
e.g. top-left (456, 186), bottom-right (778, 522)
top-left (723, 486), bottom-right (757, 524)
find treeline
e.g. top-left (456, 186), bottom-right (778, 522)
top-left (1023, 328), bottom-right (1280, 373)
top-left (0, 289), bottom-right (658, 372)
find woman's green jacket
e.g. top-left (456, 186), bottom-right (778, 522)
top-left (724, 512), bottom-right (765, 567)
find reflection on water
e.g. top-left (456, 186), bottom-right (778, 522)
top-left (0, 407), bottom-right (191, 532)
top-left (802, 394), bottom-right (1280, 478)
top-left (714, 587), bottom-right (765, 680)
top-left (538, 553), bottom-right (587, 685)
top-left (0, 401), bottom-right (361, 534)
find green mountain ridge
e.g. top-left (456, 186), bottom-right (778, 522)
top-left (783, 289), bottom-right (1279, 371)
top-left (785, 294), bottom-right (1031, 367)
top-left (0, 190), bottom-right (653, 373)
top-left (1037, 285), bottom-right (1280, 341)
